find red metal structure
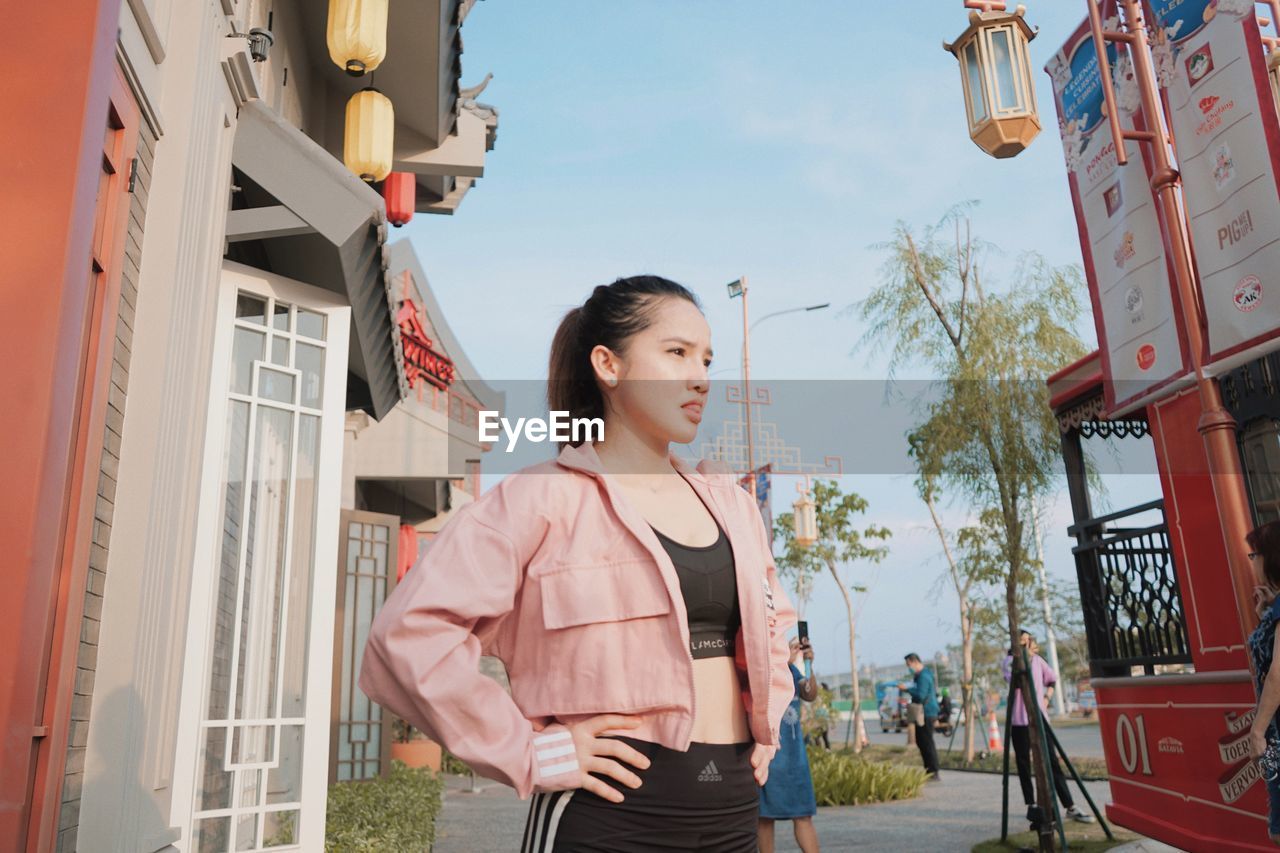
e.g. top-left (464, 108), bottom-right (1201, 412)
top-left (0, 0), bottom-right (131, 848)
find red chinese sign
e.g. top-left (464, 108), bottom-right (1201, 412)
top-left (396, 298), bottom-right (456, 390)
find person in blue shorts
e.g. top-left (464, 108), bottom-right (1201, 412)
top-left (757, 636), bottom-right (820, 853)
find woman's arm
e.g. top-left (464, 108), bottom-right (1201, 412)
top-left (1251, 628), bottom-right (1280, 758)
top-left (798, 645), bottom-right (818, 702)
top-left (359, 501), bottom-right (580, 799)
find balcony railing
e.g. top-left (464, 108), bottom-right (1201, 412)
top-left (1068, 498), bottom-right (1192, 676)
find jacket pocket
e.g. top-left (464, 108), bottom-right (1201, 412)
top-left (539, 559), bottom-right (671, 630)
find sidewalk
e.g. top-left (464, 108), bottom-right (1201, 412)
top-left (431, 770), bottom-right (1161, 852)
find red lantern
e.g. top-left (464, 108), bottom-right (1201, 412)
top-left (382, 171), bottom-right (415, 227)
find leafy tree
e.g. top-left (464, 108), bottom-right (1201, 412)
top-left (859, 208), bottom-right (1088, 850)
top-left (774, 480), bottom-right (890, 752)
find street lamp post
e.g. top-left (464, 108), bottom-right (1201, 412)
top-left (726, 278), bottom-right (754, 498)
top-left (726, 278), bottom-right (830, 499)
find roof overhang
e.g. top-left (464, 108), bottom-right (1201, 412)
top-left (304, 0), bottom-right (498, 216)
top-left (227, 99), bottom-right (408, 421)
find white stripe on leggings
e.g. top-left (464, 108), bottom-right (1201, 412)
top-left (522, 790), bottom-right (577, 853)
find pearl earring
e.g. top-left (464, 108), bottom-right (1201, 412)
top-left (608, 377), bottom-right (618, 386)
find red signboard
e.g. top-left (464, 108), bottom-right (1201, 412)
top-left (396, 298), bottom-right (456, 391)
top-left (1046, 10), bottom-right (1192, 416)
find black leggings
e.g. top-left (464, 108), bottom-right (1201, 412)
top-left (521, 736), bottom-right (759, 852)
top-left (1010, 724), bottom-right (1075, 809)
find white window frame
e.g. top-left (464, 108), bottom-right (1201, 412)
top-left (170, 260), bottom-right (350, 851)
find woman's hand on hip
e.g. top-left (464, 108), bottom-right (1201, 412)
top-left (564, 714), bottom-right (651, 803)
top-left (750, 742), bottom-right (778, 786)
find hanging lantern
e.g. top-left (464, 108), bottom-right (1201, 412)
top-left (793, 491), bottom-right (817, 549)
top-left (943, 3), bottom-right (1041, 158)
top-left (382, 172), bottom-right (416, 227)
top-left (344, 87), bottom-right (394, 182)
top-left (327, 0), bottom-right (388, 76)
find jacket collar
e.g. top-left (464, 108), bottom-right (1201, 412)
top-left (554, 440), bottom-right (718, 485)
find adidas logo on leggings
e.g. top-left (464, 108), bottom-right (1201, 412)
top-left (697, 760), bottom-right (722, 782)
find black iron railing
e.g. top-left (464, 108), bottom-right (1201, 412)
top-left (1068, 499), bottom-right (1192, 676)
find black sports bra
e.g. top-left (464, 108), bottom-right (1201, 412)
top-left (648, 519), bottom-right (741, 660)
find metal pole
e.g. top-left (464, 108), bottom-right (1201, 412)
top-left (1030, 502), bottom-right (1067, 717)
top-left (1087, 0), bottom-right (1259, 642)
top-left (1045, 722), bottom-right (1113, 839)
top-left (741, 276), bottom-right (756, 499)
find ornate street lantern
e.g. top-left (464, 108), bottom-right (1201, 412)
top-left (943, 3), bottom-right (1041, 158)
top-left (382, 172), bottom-right (415, 227)
top-left (344, 87), bottom-right (393, 182)
top-left (793, 491), bottom-right (817, 549)
top-left (327, 0), bottom-right (388, 76)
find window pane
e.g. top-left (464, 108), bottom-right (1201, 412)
top-left (296, 343), bottom-right (325, 409)
top-left (235, 406), bottom-right (294, 722)
top-left (231, 328), bottom-right (265, 395)
top-left (990, 28), bottom-right (1020, 112)
top-left (280, 415), bottom-right (320, 717)
top-left (234, 812), bottom-right (257, 851)
top-left (194, 817), bottom-right (230, 853)
top-left (258, 366), bottom-right (296, 405)
top-left (208, 400), bottom-right (252, 720)
top-left (267, 725), bottom-right (304, 805)
top-left (270, 336), bottom-right (289, 367)
top-left (263, 810), bottom-right (299, 847)
top-left (272, 301), bottom-right (290, 331)
top-left (236, 294), bottom-right (267, 325)
top-left (297, 309), bottom-right (326, 340)
top-left (198, 726), bottom-right (232, 811)
top-left (964, 41), bottom-right (988, 124)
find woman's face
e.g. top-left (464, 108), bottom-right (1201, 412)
top-left (594, 297), bottom-right (712, 446)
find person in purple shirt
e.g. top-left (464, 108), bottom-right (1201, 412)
top-left (1003, 629), bottom-right (1094, 829)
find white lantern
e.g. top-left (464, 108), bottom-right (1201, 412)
top-left (327, 0), bottom-right (389, 76)
top-left (944, 4), bottom-right (1041, 158)
top-left (344, 87), bottom-right (394, 182)
top-left (793, 492), bottom-right (817, 549)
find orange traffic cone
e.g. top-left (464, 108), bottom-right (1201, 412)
top-left (987, 711), bottom-right (1003, 752)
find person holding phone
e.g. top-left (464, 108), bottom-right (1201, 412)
top-left (358, 276), bottom-right (797, 853)
top-left (758, 635), bottom-right (820, 853)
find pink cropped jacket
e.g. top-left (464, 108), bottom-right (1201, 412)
top-left (358, 440), bottom-right (798, 800)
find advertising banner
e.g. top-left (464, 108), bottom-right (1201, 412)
top-left (737, 464), bottom-right (772, 539)
top-left (1047, 11), bottom-right (1191, 415)
top-left (1146, 0), bottom-right (1280, 371)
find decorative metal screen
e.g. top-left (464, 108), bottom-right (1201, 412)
top-left (193, 291), bottom-right (330, 851)
top-left (330, 510), bottom-right (399, 782)
top-left (1069, 499), bottom-right (1192, 675)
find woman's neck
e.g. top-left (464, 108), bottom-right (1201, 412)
top-left (593, 422), bottom-right (674, 483)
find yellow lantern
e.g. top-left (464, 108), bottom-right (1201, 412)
top-left (793, 492), bottom-right (817, 549)
top-left (327, 0), bottom-right (388, 76)
top-left (344, 87), bottom-right (394, 182)
top-left (944, 3), bottom-right (1041, 159)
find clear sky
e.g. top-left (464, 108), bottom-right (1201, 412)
top-left (394, 2), bottom-right (1164, 679)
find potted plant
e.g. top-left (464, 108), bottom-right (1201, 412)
top-left (390, 716), bottom-right (443, 771)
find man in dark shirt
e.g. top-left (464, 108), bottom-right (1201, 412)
top-left (901, 652), bottom-right (940, 780)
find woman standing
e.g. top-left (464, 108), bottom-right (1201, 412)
top-left (1246, 520), bottom-right (1280, 845)
top-left (758, 637), bottom-right (820, 853)
top-left (359, 276), bottom-right (797, 852)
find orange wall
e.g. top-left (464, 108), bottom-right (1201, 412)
top-left (0, 0), bottom-right (124, 848)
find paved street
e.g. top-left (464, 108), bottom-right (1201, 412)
top-left (853, 718), bottom-right (1105, 759)
top-left (433, 765), bottom-right (1120, 852)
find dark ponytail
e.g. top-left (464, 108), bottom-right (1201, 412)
top-left (548, 275), bottom-right (700, 446)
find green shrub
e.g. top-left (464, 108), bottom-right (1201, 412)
top-left (807, 745), bottom-right (927, 806)
top-left (325, 760), bottom-right (444, 852)
top-left (439, 749), bottom-right (471, 776)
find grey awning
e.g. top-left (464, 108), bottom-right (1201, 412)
top-left (228, 99), bottom-right (407, 421)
